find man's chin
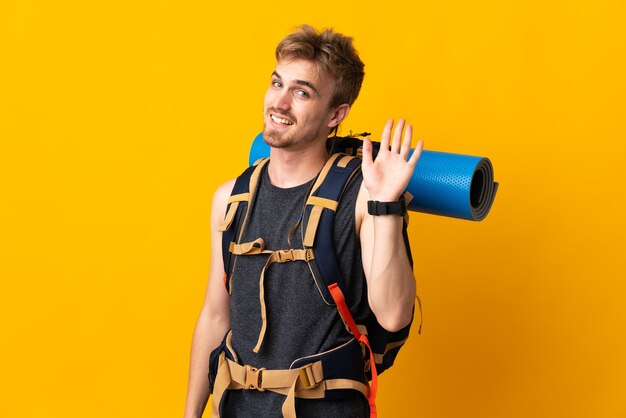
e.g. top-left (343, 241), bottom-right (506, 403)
top-left (263, 129), bottom-right (293, 149)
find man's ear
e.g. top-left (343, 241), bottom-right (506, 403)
top-left (327, 103), bottom-right (351, 128)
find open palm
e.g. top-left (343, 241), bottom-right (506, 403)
top-left (362, 119), bottom-right (424, 202)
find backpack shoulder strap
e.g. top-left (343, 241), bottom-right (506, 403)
top-left (303, 153), bottom-right (362, 304)
top-left (303, 150), bottom-right (417, 380)
top-left (220, 158), bottom-right (269, 293)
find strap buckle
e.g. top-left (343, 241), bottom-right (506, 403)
top-left (275, 249), bottom-right (294, 263)
top-left (298, 365), bottom-right (317, 390)
top-left (274, 249), bottom-right (314, 263)
top-left (304, 249), bottom-right (314, 262)
top-left (244, 365), bottom-right (265, 391)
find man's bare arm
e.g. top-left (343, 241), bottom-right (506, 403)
top-left (357, 119), bottom-right (423, 332)
top-left (183, 180), bottom-right (234, 418)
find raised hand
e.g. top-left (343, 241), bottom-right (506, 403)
top-left (361, 119), bottom-right (424, 202)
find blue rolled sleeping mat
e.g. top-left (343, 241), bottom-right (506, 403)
top-left (249, 132), bottom-right (499, 221)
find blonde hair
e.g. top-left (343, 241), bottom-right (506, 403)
top-left (276, 24), bottom-right (365, 110)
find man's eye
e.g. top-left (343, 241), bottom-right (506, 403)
top-left (272, 81), bottom-right (282, 88)
top-left (296, 90), bottom-right (310, 98)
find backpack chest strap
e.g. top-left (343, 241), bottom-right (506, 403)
top-left (230, 239), bottom-right (316, 353)
top-left (253, 247), bottom-right (315, 353)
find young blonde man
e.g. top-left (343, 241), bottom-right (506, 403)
top-left (184, 25), bottom-right (423, 418)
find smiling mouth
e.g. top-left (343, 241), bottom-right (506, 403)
top-left (270, 114), bottom-right (294, 126)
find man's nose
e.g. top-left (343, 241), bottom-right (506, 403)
top-left (274, 89), bottom-right (291, 111)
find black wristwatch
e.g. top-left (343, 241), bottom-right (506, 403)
top-left (367, 194), bottom-right (407, 216)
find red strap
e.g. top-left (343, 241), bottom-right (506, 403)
top-left (327, 283), bottom-right (378, 418)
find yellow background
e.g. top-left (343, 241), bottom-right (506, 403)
top-left (1, 0), bottom-right (625, 417)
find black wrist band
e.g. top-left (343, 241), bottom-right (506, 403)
top-left (367, 195), bottom-right (407, 216)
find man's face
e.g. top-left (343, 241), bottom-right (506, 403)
top-left (263, 58), bottom-right (338, 150)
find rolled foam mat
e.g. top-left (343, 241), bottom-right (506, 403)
top-left (249, 132), bottom-right (499, 221)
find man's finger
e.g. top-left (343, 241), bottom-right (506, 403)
top-left (409, 140), bottom-right (424, 166)
top-left (391, 119), bottom-right (405, 154)
top-left (400, 124), bottom-right (412, 160)
top-left (380, 119), bottom-right (394, 151)
top-left (362, 136), bottom-right (374, 166)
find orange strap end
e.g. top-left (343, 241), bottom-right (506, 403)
top-left (327, 283), bottom-right (378, 418)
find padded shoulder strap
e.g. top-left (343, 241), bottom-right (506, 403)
top-left (220, 158), bottom-right (269, 292)
top-left (303, 153), bottom-right (362, 304)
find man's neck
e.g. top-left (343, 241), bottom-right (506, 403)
top-left (267, 143), bottom-right (328, 188)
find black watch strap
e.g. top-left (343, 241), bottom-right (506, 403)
top-left (367, 195), bottom-right (407, 216)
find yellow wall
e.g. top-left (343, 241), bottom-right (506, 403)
top-left (1, 0), bottom-right (625, 417)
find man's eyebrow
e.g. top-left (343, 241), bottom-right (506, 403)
top-left (294, 79), bottom-right (320, 97)
top-left (271, 70), bottom-right (320, 97)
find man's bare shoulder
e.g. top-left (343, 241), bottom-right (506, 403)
top-left (210, 179), bottom-right (236, 222)
top-left (213, 179), bottom-right (236, 204)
